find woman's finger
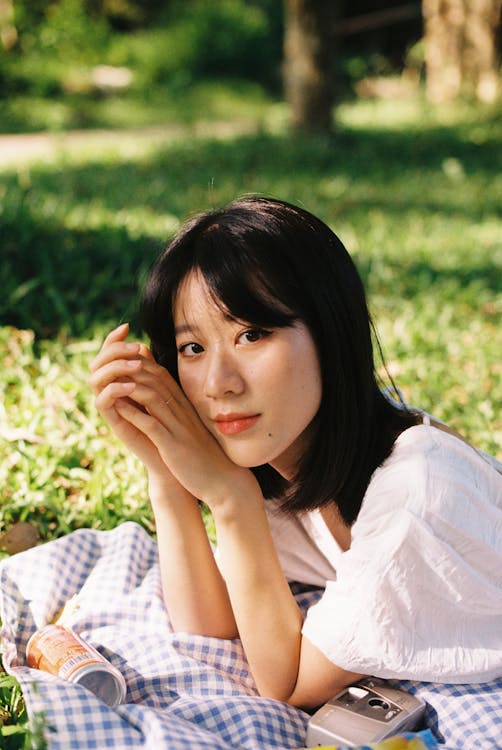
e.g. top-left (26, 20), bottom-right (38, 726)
top-left (89, 322), bottom-right (135, 372)
top-left (88, 357), bottom-right (141, 394)
top-left (93, 322), bottom-right (130, 360)
top-left (138, 342), bottom-right (155, 361)
top-left (95, 380), bottom-right (136, 413)
top-left (124, 382), bottom-right (179, 420)
top-left (115, 399), bottom-right (168, 441)
top-left (105, 322), bottom-right (129, 344)
top-left (89, 340), bottom-right (141, 374)
top-left (108, 357), bottom-right (182, 405)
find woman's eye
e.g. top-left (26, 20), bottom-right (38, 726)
top-left (239, 328), bottom-right (272, 344)
top-left (178, 342), bottom-right (204, 357)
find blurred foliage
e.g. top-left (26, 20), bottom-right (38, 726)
top-left (0, 0), bottom-right (286, 132)
top-left (158, 0), bottom-right (281, 86)
top-left (2, 0), bottom-right (282, 94)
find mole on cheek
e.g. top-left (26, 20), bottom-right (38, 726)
top-left (267, 432), bottom-right (273, 438)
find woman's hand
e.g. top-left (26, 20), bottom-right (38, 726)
top-left (115, 358), bottom-right (258, 507)
top-left (89, 323), bottom-right (256, 505)
top-left (89, 323), bottom-right (176, 486)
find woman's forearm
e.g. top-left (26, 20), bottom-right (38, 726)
top-left (150, 481), bottom-right (238, 639)
top-left (212, 492), bottom-right (304, 701)
top-left (212, 493), bottom-right (360, 708)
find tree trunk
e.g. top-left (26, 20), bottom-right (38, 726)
top-left (0, 0), bottom-right (17, 50)
top-left (283, 0), bottom-right (343, 133)
top-left (423, 0), bottom-right (501, 103)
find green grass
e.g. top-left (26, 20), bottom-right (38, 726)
top-left (0, 94), bottom-right (501, 744)
top-left (0, 672), bottom-right (47, 749)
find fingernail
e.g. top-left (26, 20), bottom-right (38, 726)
top-left (126, 359), bottom-right (140, 368)
top-left (125, 343), bottom-right (139, 352)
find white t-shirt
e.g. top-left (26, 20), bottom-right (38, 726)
top-left (265, 425), bottom-right (502, 683)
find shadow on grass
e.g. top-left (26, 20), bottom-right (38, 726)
top-left (1, 215), bottom-right (160, 338)
top-left (1, 119), bottom-right (501, 339)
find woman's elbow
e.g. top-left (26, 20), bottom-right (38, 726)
top-left (257, 683), bottom-right (324, 711)
top-left (273, 673), bottom-right (366, 712)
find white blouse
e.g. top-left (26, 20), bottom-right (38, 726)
top-left (266, 425), bottom-right (502, 683)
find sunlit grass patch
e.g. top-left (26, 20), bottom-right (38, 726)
top-left (0, 327), bottom-right (153, 546)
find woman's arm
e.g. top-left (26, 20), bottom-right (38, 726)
top-left (148, 480), bottom-right (238, 638)
top-left (212, 493), bottom-right (362, 708)
top-left (89, 324), bottom-right (237, 638)
top-left (115, 389), bottom-right (361, 706)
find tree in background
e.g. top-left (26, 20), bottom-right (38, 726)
top-left (423, 0), bottom-right (501, 103)
top-left (0, 0), bottom-right (16, 49)
top-left (283, 0), bottom-right (342, 133)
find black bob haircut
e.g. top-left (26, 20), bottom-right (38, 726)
top-left (141, 196), bottom-right (418, 525)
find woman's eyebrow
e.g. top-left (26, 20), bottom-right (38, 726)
top-left (174, 323), bottom-right (199, 336)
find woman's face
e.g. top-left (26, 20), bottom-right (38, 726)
top-left (173, 271), bottom-right (322, 479)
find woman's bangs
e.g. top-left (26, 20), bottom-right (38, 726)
top-left (194, 234), bottom-right (297, 329)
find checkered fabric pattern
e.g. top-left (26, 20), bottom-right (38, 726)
top-left (0, 522), bottom-right (499, 749)
top-left (391, 679), bottom-right (502, 750)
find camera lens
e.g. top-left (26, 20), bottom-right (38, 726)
top-left (368, 698), bottom-right (390, 710)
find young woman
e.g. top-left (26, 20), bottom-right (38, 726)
top-left (89, 197), bottom-right (502, 710)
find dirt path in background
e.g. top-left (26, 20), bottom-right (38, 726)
top-left (0, 120), bottom-right (259, 168)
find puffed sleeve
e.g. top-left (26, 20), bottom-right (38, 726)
top-left (302, 427), bottom-right (502, 683)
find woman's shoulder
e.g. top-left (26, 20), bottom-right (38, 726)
top-left (381, 390), bottom-right (502, 475)
top-left (378, 422), bottom-right (501, 484)
top-left (355, 423), bottom-right (502, 535)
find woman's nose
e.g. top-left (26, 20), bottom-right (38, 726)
top-left (204, 350), bottom-right (245, 398)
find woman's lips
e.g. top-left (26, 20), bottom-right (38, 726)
top-left (213, 414), bottom-right (260, 436)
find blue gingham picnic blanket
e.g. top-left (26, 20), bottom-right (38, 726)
top-left (0, 522), bottom-right (500, 749)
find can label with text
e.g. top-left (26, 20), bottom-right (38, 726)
top-left (26, 624), bottom-right (126, 707)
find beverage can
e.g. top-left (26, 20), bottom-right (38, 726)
top-left (26, 624), bottom-right (126, 707)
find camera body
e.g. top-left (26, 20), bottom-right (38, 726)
top-left (306, 677), bottom-right (426, 748)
